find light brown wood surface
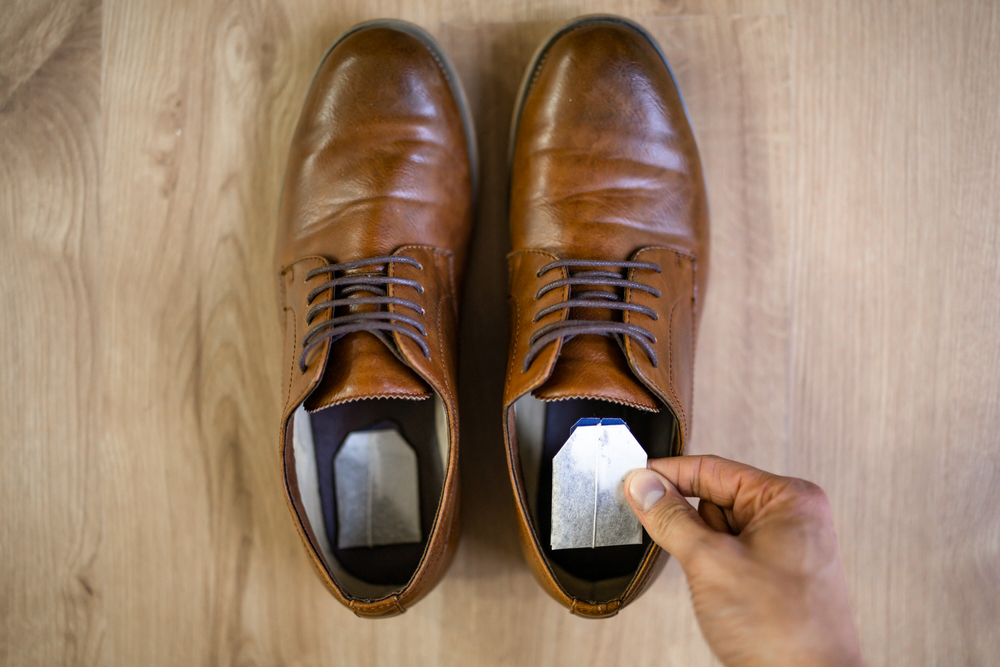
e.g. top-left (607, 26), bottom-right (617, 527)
top-left (1, 0), bottom-right (997, 664)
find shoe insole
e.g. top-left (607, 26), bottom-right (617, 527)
top-left (308, 399), bottom-right (443, 586)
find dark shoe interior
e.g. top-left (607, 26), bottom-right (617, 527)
top-left (518, 396), bottom-right (677, 597)
top-left (306, 398), bottom-right (444, 589)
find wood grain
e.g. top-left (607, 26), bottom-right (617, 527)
top-left (1, 0), bottom-right (998, 665)
top-left (0, 2), bottom-right (103, 665)
top-left (789, 2), bottom-right (1000, 664)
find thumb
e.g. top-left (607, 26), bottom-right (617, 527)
top-left (626, 468), bottom-right (715, 566)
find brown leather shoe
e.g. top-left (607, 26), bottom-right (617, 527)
top-left (275, 20), bottom-right (475, 618)
top-left (504, 15), bottom-right (709, 617)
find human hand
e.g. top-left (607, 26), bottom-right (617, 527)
top-left (625, 456), bottom-right (863, 667)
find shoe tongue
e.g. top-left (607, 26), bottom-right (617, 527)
top-left (304, 261), bottom-right (432, 411)
top-left (532, 334), bottom-right (661, 411)
top-left (305, 332), bottom-right (431, 411)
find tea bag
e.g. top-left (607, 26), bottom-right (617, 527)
top-left (550, 418), bottom-right (647, 550)
top-left (334, 428), bottom-right (422, 549)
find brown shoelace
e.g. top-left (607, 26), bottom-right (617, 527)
top-left (522, 259), bottom-right (661, 372)
top-left (299, 256), bottom-right (429, 371)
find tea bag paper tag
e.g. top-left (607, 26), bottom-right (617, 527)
top-left (551, 418), bottom-right (647, 550)
top-left (334, 428), bottom-right (422, 549)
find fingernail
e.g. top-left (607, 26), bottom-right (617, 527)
top-left (629, 469), bottom-right (666, 511)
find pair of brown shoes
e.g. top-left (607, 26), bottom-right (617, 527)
top-left (275, 15), bottom-right (709, 619)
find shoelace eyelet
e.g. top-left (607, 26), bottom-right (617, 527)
top-left (522, 259), bottom-right (661, 372)
top-left (298, 255), bottom-right (431, 372)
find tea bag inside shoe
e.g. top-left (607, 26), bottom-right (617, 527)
top-left (291, 396), bottom-right (445, 594)
top-left (550, 418), bottom-right (647, 550)
top-left (334, 427), bottom-right (422, 549)
top-left (513, 393), bottom-right (675, 588)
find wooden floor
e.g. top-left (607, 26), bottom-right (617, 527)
top-left (2, 0), bottom-right (998, 664)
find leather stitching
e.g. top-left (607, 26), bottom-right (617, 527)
top-left (281, 273), bottom-right (295, 412)
top-left (434, 252), bottom-right (456, 402)
top-left (285, 301), bottom-right (297, 411)
top-left (504, 251), bottom-right (575, 601)
top-left (435, 271), bottom-right (450, 398)
top-left (505, 249), bottom-right (566, 388)
top-left (427, 47), bottom-right (452, 89)
top-left (505, 291), bottom-right (519, 401)
top-left (505, 250), bottom-right (559, 399)
top-left (390, 247), bottom-right (460, 587)
top-left (386, 245), bottom-right (459, 597)
top-left (628, 246), bottom-right (696, 450)
top-left (307, 391), bottom-right (431, 410)
top-left (536, 393), bottom-right (658, 412)
top-left (665, 297), bottom-right (686, 425)
top-left (279, 254), bottom-right (329, 276)
top-left (391, 244), bottom-right (454, 364)
top-left (686, 254), bottom-right (698, 455)
top-left (285, 257), bottom-right (332, 413)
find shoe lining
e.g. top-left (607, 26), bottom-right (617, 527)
top-left (290, 396), bottom-right (448, 600)
top-left (514, 394), bottom-right (676, 601)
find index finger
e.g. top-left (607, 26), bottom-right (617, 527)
top-left (647, 455), bottom-right (777, 511)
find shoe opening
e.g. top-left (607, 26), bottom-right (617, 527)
top-left (512, 393), bottom-right (677, 602)
top-left (287, 395), bottom-right (449, 600)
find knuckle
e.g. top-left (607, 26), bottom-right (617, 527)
top-left (789, 479), bottom-right (833, 517)
top-left (689, 457), bottom-right (706, 496)
top-left (646, 501), bottom-right (698, 541)
top-left (648, 501), bottom-right (691, 533)
top-left (796, 480), bottom-right (829, 502)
